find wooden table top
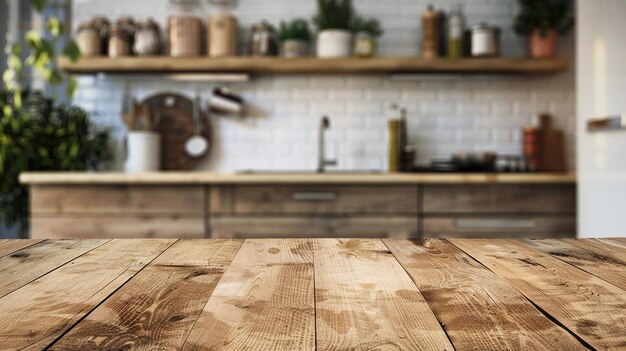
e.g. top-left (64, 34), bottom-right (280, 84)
top-left (0, 238), bottom-right (624, 350)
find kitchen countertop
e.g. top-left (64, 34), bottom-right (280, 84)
top-left (19, 171), bottom-right (576, 185)
top-left (0, 238), bottom-right (622, 350)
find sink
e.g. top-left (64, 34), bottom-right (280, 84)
top-left (235, 170), bottom-right (384, 175)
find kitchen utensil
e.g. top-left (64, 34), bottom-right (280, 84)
top-left (470, 23), bottom-right (500, 57)
top-left (141, 93), bottom-right (210, 170)
top-left (208, 13), bottom-right (238, 57)
top-left (185, 94), bottom-right (210, 158)
top-left (208, 87), bottom-right (243, 115)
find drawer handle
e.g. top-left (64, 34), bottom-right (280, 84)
top-left (292, 192), bottom-right (337, 201)
top-left (454, 219), bottom-right (537, 229)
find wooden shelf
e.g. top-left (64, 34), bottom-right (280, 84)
top-left (59, 56), bottom-right (568, 75)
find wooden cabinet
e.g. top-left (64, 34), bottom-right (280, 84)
top-left (28, 182), bottom-right (576, 239)
top-left (420, 184), bottom-right (576, 237)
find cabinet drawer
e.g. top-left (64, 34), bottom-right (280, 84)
top-left (31, 185), bottom-right (205, 214)
top-left (210, 186), bottom-right (418, 214)
top-left (210, 216), bottom-right (418, 238)
top-left (422, 216), bottom-right (576, 238)
top-left (31, 216), bottom-right (205, 239)
top-left (422, 184), bottom-right (575, 214)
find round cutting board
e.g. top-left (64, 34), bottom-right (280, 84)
top-left (141, 93), bottom-right (211, 170)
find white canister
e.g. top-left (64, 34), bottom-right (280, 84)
top-left (316, 30), bottom-right (352, 58)
top-left (470, 23), bottom-right (500, 57)
top-left (124, 131), bottom-right (161, 172)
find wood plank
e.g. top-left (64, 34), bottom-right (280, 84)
top-left (31, 216), bottom-right (205, 239)
top-left (565, 238), bottom-right (626, 262)
top-left (0, 239), bottom-right (44, 258)
top-left (31, 185), bottom-right (205, 214)
top-left (450, 239), bottom-right (626, 350)
top-left (314, 238), bottom-right (453, 351)
top-left (0, 239), bottom-right (107, 298)
top-left (182, 239), bottom-right (315, 350)
top-left (50, 240), bottom-right (243, 350)
top-left (58, 56), bottom-right (569, 74)
top-left (525, 239), bottom-right (626, 290)
top-left (0, 239), bottom-right (175, 350)
top-left (384, 238), bottom-right (586, 351)
top-left (422, 216), bottom-right (575, 238)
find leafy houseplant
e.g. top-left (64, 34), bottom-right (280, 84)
top-left (353, 17), bottom-right (384, 57)
top-left (0, 90), bottom-right (111, 236)
top-left (278, 19), bottom-right (312, 58)
top-left (513, 0), bottom-right (574, 58)
top-left (313, 0), bottom-right (357, 57)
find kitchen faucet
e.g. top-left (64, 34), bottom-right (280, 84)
top-left (318, 116), bottom-right (337, 173)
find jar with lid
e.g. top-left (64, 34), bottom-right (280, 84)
top-left (76, 21), bottom-right (101, 57)
top-left (116, 16), bottom-right (137, 47)
top-left (208, 11), bottom-right (238, 57)
top-left (92, 16), bottom-right (110, 55)
top-left (168, 0), bottom-right (203, 57)
top-left (250, 21), bottom-right (277, 56)
top-left (470, 23), bottom-right (500, 57)
top-left (134, 19), bottom-right (162, 56)
top-left (108, 25), bottom-right (132, 58)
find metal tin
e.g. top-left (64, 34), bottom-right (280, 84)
top-left (470, 23), bottom-right (500, 57)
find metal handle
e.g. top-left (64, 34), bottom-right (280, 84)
top-left (292, 192), bottom-right (337, 201)
top-left (587, 113), bottom-right (626, 132)
top-left (454, 219), bottom-right (537, 229)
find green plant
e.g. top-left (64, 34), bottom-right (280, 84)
top-left (313, 0), bottom-right (357, 31)
top-left (278, 19), bottom-right (312, 42)
top-left (353, 17), bottom-right (384, 37)
top-left (513, 0), bottom-right (574, 37)
top-left (0, 89), bottom-right (111, 235)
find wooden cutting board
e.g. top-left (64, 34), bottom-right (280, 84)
top-left (141, 93), bottom-right (211, 170)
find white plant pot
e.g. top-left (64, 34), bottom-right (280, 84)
top-left (281, 40), bottom-right (310, 58)
top-left (124, 131), bottom-right (161, 173)
top-left (316, 30), bottom-right (352, 58)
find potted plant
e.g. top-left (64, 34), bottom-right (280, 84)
top-left (277, 19), bottom-right (312, 58)
top-left (353, 17), bottom-right (384, 57)
top-left (513, 0), bottom-right (574, 59)
top-left (313, 0), bottom-right (356, 57)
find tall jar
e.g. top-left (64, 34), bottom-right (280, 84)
top-left (108, 25), bottom-right (131, 58)
top-left (168, 0), bottom-right (203, 57)
top-left (208, 12), bottom-right (238, 57)
top-left (76, 21), bottom-right (101, 57)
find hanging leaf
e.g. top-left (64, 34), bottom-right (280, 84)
top-left (25, 30), bottom-right (43, 49)
top-left (63, 41), bottom-right (81, 62)
top-left (67, 78), bottom-right (78, 97)
top-left (31, 0), bottom-right (48, 12)
top-left (47, 17), bottom-right (64, 38)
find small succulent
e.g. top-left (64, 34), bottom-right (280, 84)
top-left (278, 19), bottom-right (312, 42)
top-left (513, 0), bottom-right (574, 37)
top-left (353, 17), bottom-right (384, 37)
top-left (312, 0), bottom-right (357, 31)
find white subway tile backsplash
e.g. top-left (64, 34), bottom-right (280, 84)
top-left (72, 0), bottom-right (575, 171)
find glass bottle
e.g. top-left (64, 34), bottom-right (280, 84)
top-left (168, 0), bottom-right (203, 57)
top-left (447, 4), bottom-right (464, 58)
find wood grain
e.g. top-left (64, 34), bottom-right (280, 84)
top-left (0, 239), bottom-right (44, 258)
top-left (31, 216), bottom-right (205, 239)
top-left (58, 56), bottom-right (568, 74)
top-left (422, 216), bottom-right (575, 238)
top-left (51, 240), bottom-right (242, 350)
top-left (0, 239), bottom-right (175, 350)
top-left (525, 238), bottom-right (626, 290)
top-left (384, 238), bottom-right (586, 351)
top-left (0, 239), bottom-right (107, 298)
top-left (565, 238), bottom-right (626, 262)
top-left (182, 239), bottom-right (315, 350)
top-left (314, 238), bottom-right (454, 351)
top-left (450, 239), bottom-right (626, 350)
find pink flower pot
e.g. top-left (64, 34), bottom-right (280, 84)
top-left (528, 29), bottom-right (558, 58)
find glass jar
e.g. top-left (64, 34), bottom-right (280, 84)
top-left (168, 0), bottom-right (203, 57)
top-left (91, 16), bottom-right (111, 55)
top-left (108, 25), bottom-right (131, 58)
top-left (76, 21), bottom-right (101, 57)
top-left (134, 19), bottom-right (162, 56)
top-left (250, 21), bottom-right (277, 56)
top-left (353, 31), bottom-right (376, 57)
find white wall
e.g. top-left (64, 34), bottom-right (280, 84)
top-left (577, 0), bottom-right (626, 237)
top-left (72, 0), bottom-right (576, 172)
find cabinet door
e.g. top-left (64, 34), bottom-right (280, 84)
top-left (210, 216), bottom-right (418, 239)
top-left (422, 216), bottom-right (576, 238)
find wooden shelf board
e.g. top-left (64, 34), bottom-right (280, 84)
top-left (59, 56), bottom-right (568, 75)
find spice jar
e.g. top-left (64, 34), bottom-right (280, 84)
top-left (168, 0), bottom-right (203, 57)
top-left (470, 23), bottom-right (500, 57)
top-left (250, 21), bottom-right (277, 56)
top-left (108, 25), bottom-right (131, 58)
top-left (354, 31), bottom-right (376, 57)
top-left (208, 12), bottom-right (238, 57)
top-left (92, 16), bottom-right (111, 55)
top-left (76, 21), bottom-right (101, 57)
top-left (134, 19), bottom-right (162, 56)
